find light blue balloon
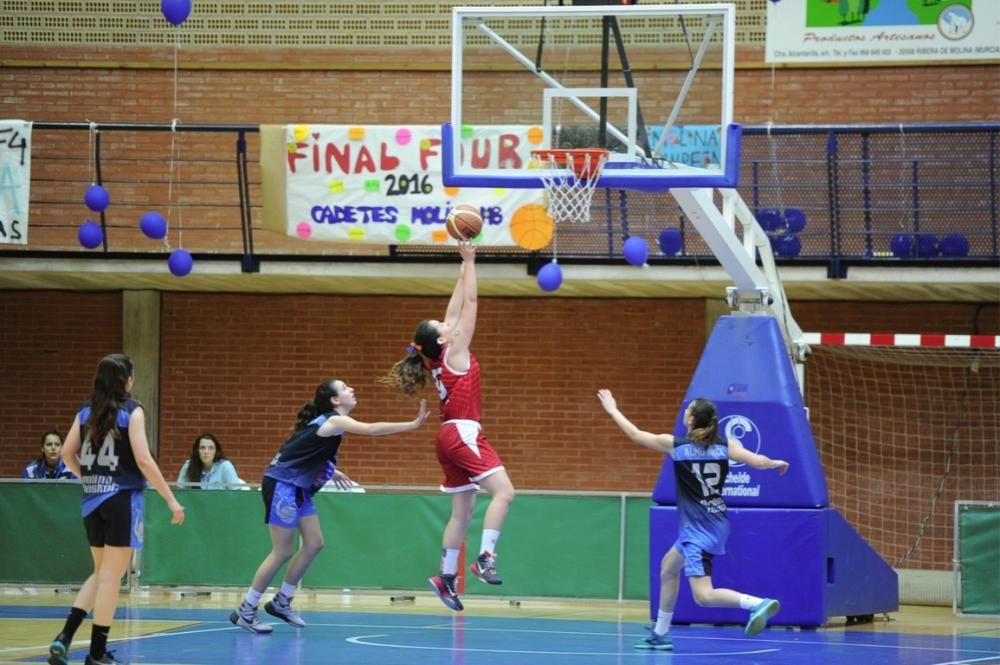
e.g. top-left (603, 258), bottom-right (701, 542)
top-left (537, 260), bottom-right (562, 292)
top-left (169, 249), bottom-right (194, 277)
top-left (623, 236), bottom-right (648, 266)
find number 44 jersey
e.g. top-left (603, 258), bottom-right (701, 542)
top-left (77, 399), bottom-right (146, 497)
top-left (672, 439), bottom-right (731, 555)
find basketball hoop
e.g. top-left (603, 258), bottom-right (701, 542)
top-left (530, 148), bottom-right (609, 223)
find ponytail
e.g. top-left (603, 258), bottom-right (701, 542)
top-left (294, 379), bottom-right (342, 430)
top-left (687, 398), bottom-right (719, 445)
top-left (379, 320), bottom-right (442, 396)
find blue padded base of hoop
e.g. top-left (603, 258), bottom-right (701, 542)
top-left (441, 122), bottom-right (742, 191)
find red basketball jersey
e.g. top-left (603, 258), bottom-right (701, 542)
top-left (429, 348), bottom-right (482, 422)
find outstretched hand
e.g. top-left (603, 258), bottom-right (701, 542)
top-left (596, 389), bottom-right (618, 413)
top-left (413, 399), bottom-right (429, 427)
top-left (458, 240), bottom-right (476, 262)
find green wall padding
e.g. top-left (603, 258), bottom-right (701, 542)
top-left (1, 484), bottom-right (652, 601)
top-left (960, 507), bottom-right (1000, 614)
top-left (0, 482), bottom-right (93, 584)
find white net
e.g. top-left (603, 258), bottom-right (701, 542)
top-left (531, 149), bottom-right (608, 224)
top-left (806, 344), bottom-right (1000, 571)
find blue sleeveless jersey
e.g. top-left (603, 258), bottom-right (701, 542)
top-left (672, 437), bottom-right (730, 554)
top-left (264, 413), bottom-right (344, 489)
top-left (77, 399), bottom-right (147, 517)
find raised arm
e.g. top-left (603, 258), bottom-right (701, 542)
top-left (443, 261), bottom-right (465, 329)
top-left (727, 438), bottom-right (789, 474)
top-left (323, 399), bottom-right (428, 437)
top-left (597, 389), bottom-right (676, 454)
top-left (446, 241), bottom-right (478, 368)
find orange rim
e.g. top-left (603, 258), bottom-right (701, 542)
top-left (531, 148), bottom-right (609, 179)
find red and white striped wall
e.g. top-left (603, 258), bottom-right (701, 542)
top-left (803, 333), bottom-right (1000, 348)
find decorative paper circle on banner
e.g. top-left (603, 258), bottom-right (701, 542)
top-left (527, 127), bottom-right (544, 145)
top-left (140, 211), bottom-right (168, 240)
top-left (394, 225), bottom-right (412, 242)
top-left (443, 186), bottom-right (461, 198)
top-left (623, 236), bottom-right (648, 266)
top-left (161, 0), bottom-right (192, 25)
top-left (510, 204), bottom-right (553, 250)
top-left (84, 184), bottom-right (110, 213)
top-left (395, 128), bottom-right (412, 146)
top-left (292, 125), bottom-right (310, 141)
top-left (295, 222), bottom-right (312, 239)
top-left (78, 220), bottom-right (103, 249)
top-left (658, 228), bottom-right (682, 256)
top-left (168, 249), bottom-right (193, 277)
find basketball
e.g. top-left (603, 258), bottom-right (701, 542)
top-left (446, 204), bottom-right (483, 240)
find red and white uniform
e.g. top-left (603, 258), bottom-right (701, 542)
top-left (429, 348), bottom-right (504, 493)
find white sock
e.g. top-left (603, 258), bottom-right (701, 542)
top-left (480, 529), bottom-right (500, 556)
top-left (654, 610), bottom-right (673, 634)
top-left (441, 548), bottom-right (461, 575)
top-left (244, 588), bottom-right (262, 607)
top-left (280, 581), bottom-right (297, 599)
top-left (740, 594), bottom-right (764, 610)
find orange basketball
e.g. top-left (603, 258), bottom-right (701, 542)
top-left (446, 204), bottom-right (483, 240)
top-left (510, 204), bottom-right (553, 250)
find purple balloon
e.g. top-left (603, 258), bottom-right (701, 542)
top-left (161, 0), bottom-right (192, 25)
top-left (658, 228), bottom-right (682, 256)
top-left (78, 220), bottom-right (103, 249)
top-left (623, 236), bottom-right (648, 266)
top-left (536, 260), bottom-right (562, 292)
top-left (140, 211), bottom-right (168, 240)
top-left (890, 234), bottom-right (913, 258)
top-left (84, 184), bottom-right (110, 213)
top-left (917, 233), bottom-right (939, 258)
top-left (776, 234), bottom-right (801, 258)
top-left (939, 233), bottom-right (970, 257)
top-left (169, 249), bottom-right (194, 277)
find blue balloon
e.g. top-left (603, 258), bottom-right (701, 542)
top-left (783, 208), bottom-right (807, 233)
top-left (939, 233), bottom-right (970, 257)
top-left (84, 184), bottom-right (110, 213)
top-left (536, 260), bottom-right (562, 292)
top-left (623, 236), bottom-right (648, 266)
top-left (776, 234), bottom-right (801, 258)
top-left (756, 208), bottom-right (785, 234)
top-left (78, 220), bottom-right (103, 249)
top-left (890, 233), bottom-right (913, 258)
top-left (140, 211), bottom-right (168, 240)
top-left (917, 233), bottom-right (939, 258)
top-left (161, 0), bottom-right (192, 25)
top-left (658, 228), bottom-right (682, 256)
top-left (169, 249), bottom-right (194, 277)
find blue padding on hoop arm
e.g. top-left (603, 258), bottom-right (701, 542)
top-left (440, 122), bottom-right (743, 190)
top-left (651, 315), bottom-right (829, 508)
top-left (648, 506), bottom-right (898, 626)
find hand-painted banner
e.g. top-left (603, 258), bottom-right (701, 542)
top-left (647, 125), bottom-right (722, 168)
top-left (0, 120), bottom-right (31, 244)
top-left (285, 124), bottom-right (547, 246)
top-left (767, 1), bottom-right (999, 64)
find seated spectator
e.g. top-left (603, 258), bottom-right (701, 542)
top-left (23, 430), bottom-right (76, 480)
top-left (177, 433), bottom-right (248, 489)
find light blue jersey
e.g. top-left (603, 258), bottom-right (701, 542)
top-left (672, 438), bottom-right (730, 555)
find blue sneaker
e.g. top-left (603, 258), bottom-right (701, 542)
top-left (47, 634), bottom-right (69, 665)
top-left (745, 598), bottom-right (780, 636)
top-left (633, 625), bottom-right (672, 651)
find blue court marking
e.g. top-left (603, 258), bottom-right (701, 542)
top-left (6, 606), bottom-right (999, 665)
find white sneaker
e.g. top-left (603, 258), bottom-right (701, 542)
top-left (265, 593), bottom-right (306, 628)
top-left (230, 601), bottom-right (273, 634)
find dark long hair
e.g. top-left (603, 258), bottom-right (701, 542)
top-left (687, 398), bottom-right (719, 445)
top-left (294, 379), bottom-right (342, 431)
top-left (37, 430), bottom-right (63, 466)
top-left (184, 432), bottom-right (225, 485)
top-left (380, 320), bottom-right (442, 396)
top-left (86, 353), bottom-right (135, 447)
